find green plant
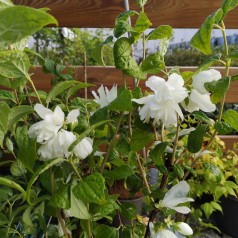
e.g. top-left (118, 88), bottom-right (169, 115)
top-left (1, 0), bottom-right (238, 238)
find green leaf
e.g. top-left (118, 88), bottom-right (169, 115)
top-left (104, 164), bottom-right (134, 180)
top-left (205, 76), bottom-right (230, 104)
top-left (0, 50), bottom-right (30, 78)
top-left (46, 80), bottom-right (81, 103)
top-left (159, 39), bottom-right (170, 56)
top-left (50, 184), bottom-right (70, 209)
top-left (66, 82), bottom-right (94, 100)
top-left (26, 157), bottom-right (64, 204)
top-left (192, 111), bottom-right (211, 124)
top-left (114, 10), bottom-right (137, 38)
top-left (190, 9), bottom-right (223, 54)
top-left (215, 186), bottom-right (227, 200)
top-left (69, 187), bottom-right (91, 219)
top-left (146, 25), bottom-right (173, 40)
top-left (10, 159), bottom-right (27, 177)
top-left (195, 54), bottom-right (221, 73)
top-left (130, 128), bottom-right (154, 151)
top-left (0, 75), bottom-right (11, 88)
top-left (108, 89), bottom-right (133, 111)
top-left (73, 172), bottom-right (106, 205)
top-left (214, 121), bottom-right (233, 134)
top-left (113, 37), bottom-right (146, 79)
top-left (130, 12), bottom-right (152, 42)
top-left (0, 90), bottom-right (15, 102)
top-left (141, 52), bottom-right (165, 74)
top-left (204, 162), bottom-right (222, 182)
top-left (0, 102), bottom-right (10, 146)
top-left (16, 126), bottom-right (37, 172)
top-left (201, 202), bottom-right (216, 219)
top-left (228, 50), bottom-right (238, 59)
top-left (173, 164), bottom-right (184, 179)
top-left (0, 6), bottom-right (57, 44)
top-left (22, 206), bottom-right (37, 235)
top-left (222, 109), bottom-right (238, 132)
top-left (8, 105), bottom-right (34, 128)
top-left (93, 224), bottom-right (119, 238)
top-left (150, 142), bottom-right (169, 173)
top-left (222, 0), bottom-right (238, 18)
top-left (0, 177), bottom-right (26, 199)
top-left (231, 75), bottom-right (238, 81)
top-left (187, 124), bottom-right (207, 153)
top-left (120, 202), bottom-right (137, 220)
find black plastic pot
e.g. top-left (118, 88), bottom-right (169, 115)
top-left (215, 195), bottom-right (238, 238)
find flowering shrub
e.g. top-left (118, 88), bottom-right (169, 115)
top-left (0, 0), bottom-right (238, 237)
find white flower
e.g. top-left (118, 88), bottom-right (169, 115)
top-left (176, 222), bottom-right (193, 236)
top-left (192, 69), bottom-right (221, 95)
top-left (149, 223), bottom-right (177, 238)
top-left (73, 137), bottom-right (93, 159)
top-left (92, 85), bottom-right (117, 108)
top-left (38, 130), bottom-right (76, 160)
top-left (183, 89), bottom-right (216, 113)
top-left (38, 130), bottom-right (93, 161)
top-left (28, 104), bottom-right (79, 143)
top-left (132, 74), bottom-right (188, 127)
top-left (161, 181), bottom-right (194, 214)
top-left (63, 209), bottom-right (73, 218)
top-left (61, 27), bottom-right (75, 40)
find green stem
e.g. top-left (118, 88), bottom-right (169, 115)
top-left (86, 219), bottom-right (93, 238)
top-left (69, 157), bottom-right (82, 181)
top-left (171, 114), bottom-right (180, 165)
top-left (100, 112), bottom-right (124, 173)
top-left (27, 75), bottom-right (42, 104)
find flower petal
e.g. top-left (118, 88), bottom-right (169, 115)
top-left (66, 109), bottom-right (80, 124)
top-left (146, 76), bottom-right (165, 92)
top-left (53, 106), bottom-right (65, 126)
top-left (177, 222), bottom-right (193, 236)
top-left (34, 104), bottom-right (53, 119)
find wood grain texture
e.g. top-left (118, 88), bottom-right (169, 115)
top-left (13, 0), bottom-right (238, 28)
top-left (30, 66), bottom-right (238, 103)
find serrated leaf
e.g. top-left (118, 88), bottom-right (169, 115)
top-left (73, 172), bottom-right (106, 205)
top-left (190, 9), bottom-right (223, 54)
top-left (0, 90), bottom-right (15, 102)
top-left (222, 109), bottom-right (238, 132)
top-left (0, 50), bottom-right (30, 79)
top-left (141, 52), bottom-right (165, 74)
top-left (26, 157), bottom-right (64, 204)
top-left (46, 80), bottom-right (81, 103)
top-left (187, 124), bottom-right (207, 153)
top-left (214, 121), bottom-right (233, 134)
top-left (205, 76), bottom-right (230, 104)
top-left (16, 126), bottom-right (37, 172)
top-left (104, 164), bottom-right (134, 180)
top-left (201, 202), bottom-right (216, 219)
top-left (130, 128), bottom-right (154, 151)
top-left (204, 162), bottom-right (222, 182)
top-left (8, 105), bottom-right (34, 128)
top-left (146, 25), bottom-right (173, 40)
top-left (0, 6), bottom-right (57, 45)
top-left (108, 89), bottom-right (133, 111)
top-left (215, 186), bottom-right (227, 200)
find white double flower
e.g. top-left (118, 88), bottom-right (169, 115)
top-left (28, 104), bottom-right (93, 161)
top-left (132, 73), bottom-right (188, 127)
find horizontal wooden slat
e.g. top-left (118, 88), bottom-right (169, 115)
top-left (219, 135), bottom-right (238, 150)
top-left (13, 0), bottom-right (238, 28)
top-left (30, 66), bottom-right (238, 103)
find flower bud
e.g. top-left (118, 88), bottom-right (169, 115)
top-left (177, 222), bottom-right (193, 236)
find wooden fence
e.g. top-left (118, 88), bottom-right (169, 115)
top-left (13, 0), bottom-right (238, 149)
